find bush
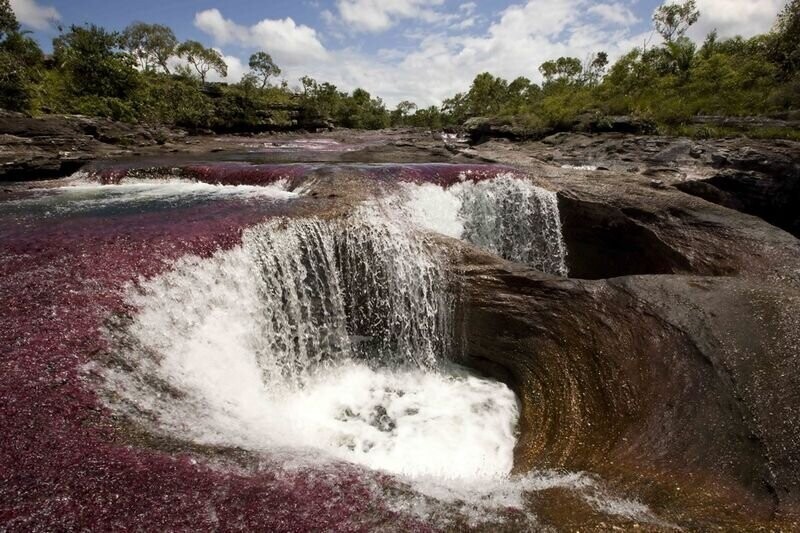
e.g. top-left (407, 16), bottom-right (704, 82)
top-left (0, 33), bottom-right (43, 111)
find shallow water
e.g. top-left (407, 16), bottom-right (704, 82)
top-left (1, 162), bottom-right (658, 530)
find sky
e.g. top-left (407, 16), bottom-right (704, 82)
top-left (9, 0), bottom-right (788, 107)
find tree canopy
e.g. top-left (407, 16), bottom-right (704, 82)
top-left (175, 40), bottom-right (227, 83)
top-left (249, 52), bottom-right (281, 88)
top-left (0, 0), bottom-right (19, 40)
top-left (0, 1), bottom-right (798, 139)
top-left (653, 0), bottom-right (700, 42)
top-left (121, 22), bottom-right (177, 74)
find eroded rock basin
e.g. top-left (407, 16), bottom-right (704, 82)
top-left (2, 132), bottom-right (800, 531)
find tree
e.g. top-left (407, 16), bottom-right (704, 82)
top-left (653, 0), bottom-right (700, 43)
top-left (664, 36), bottom-right (697, 79)
top-left (465, 72), bottom-right (509, 115)
top-left (0, 34), bottom-right (43, 111)
top-left (53, 24), bottom-right (138, 99)
top-left (539, 57), bottom-right (583, 85)
top-left (769, 0), bottom-right (800, 77)
top-left (176, 40), bottom-right (227, 83)
top-left (300, 75), bottom-right (316, 96)
top-left (121, 22), bottom-right (177, 74)
top-left (248, 51), bottom-right (281, 88)
top-left (441, 92), bottom-right (468, 123)
top-left (585, 52), bottom-right (609, 85)
top-left (390, 100), bottom-right (417, 126)
top-left (0, 0), bottom-right (19, 41)
top-left (395, 100), bottom-right (417, 117)
top-left (339, 88), bottom-right (390, 129)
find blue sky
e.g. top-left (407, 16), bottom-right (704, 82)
top-left (10, 0), bottom-right (787, 106)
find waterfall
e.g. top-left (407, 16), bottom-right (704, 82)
top-left (96, 204), bottom-right (515, 480)
top-left (404, 174), bottom-right (569, 276)
top-left (84, 173), bottom-right (658, 528)
top-left (244, 206), bottom-right (451, 385)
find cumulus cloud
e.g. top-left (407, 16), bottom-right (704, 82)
top-left (210, 52), bottom-right (248, 83)
top-left (460, 2), bottom-right (478, 16)
top-left (686, 0), bottom-right (784, 39)
top-left (334, 0), bottom-right (447, 32)
top-left (275, 0), bottom-right (648, 107)
top-left (9, 0), bottom-right (60, 30)
top-left (194, 8), bottom-right (327, 64)
top-left (588, 3), bottom-right (639, 26)
top-left (192, 0), bottom-right (649, 107)
top-left (166, 49), bottom-right (247, 84)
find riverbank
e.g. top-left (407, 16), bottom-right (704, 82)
top-left (3, 118), bottom-right (800, 530)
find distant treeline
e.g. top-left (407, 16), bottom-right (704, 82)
top-left (0, 0), bottom-right (798, 135)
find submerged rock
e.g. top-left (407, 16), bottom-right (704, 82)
top-left (2, 128), bottom-right (800, 531)
top-left (454, 131), bottom-right (800, 529)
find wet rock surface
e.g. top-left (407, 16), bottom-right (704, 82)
top-left (0, 111), bottom-right (185, 181)
top-left (2, 127), bottom-right (800, 530)
top-left (0, 112), bottom-right (455, 181)
top-left (451, 130), bottom-right (800, 529)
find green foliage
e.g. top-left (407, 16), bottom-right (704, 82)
top-left (664, 123), bottom-right (800, 141)
top-left (176, 40), bottom-right (227, 83)
top-left (248, 52), bottom-right (281, 89)
top-left (298, 77), bottom-right (389, 129)
top-left (0, 0), bottom-right (19, 40)
top-left (405, 106), bottom-right (445, 129)
top-left (212, 79), bottom-right (294, 131)
top-left (769, 0), bottom-right (800, 78)
top-left (53, 25), bottom-right (139, 100)
top-left (653, 0), bottom-right (700, 42)
top-left (390, 100), bottom-right (417, 125)
top-left (427, 1), bottom-right (799, 138)
top-left (130, 74), bottom-right (214, 128)
top-left (339, 88), bottom-right (390, 129)
top-left (0, 32), bottom-right (44, 111)
top-left (1, 3), bottom-right (798, 138)
top-left (0, 4), bottom-right (42, 111)
top-left (540, 57), bottom-right (583, 85)
top-left (121, 22), bottom-right (177, 74)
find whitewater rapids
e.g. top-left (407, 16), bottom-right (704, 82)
top-left (80, 172), bottom-right (660, 527)
top-left (96, 205), bottom-right (519, 481)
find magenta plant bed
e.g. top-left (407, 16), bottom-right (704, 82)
top-left (0, 190), bottom-right (430, 531)
top-left (361, 163), bottom-right (524, 186)
top-left (92, 163), bottom-right (317, 186)
top-left (87, 162), bottom-right (521, 188)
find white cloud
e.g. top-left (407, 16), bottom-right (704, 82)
top-left (192, 0), bottom-right (649, 108)
top-left (275, 0), bottom-right (648, 107)
top-left (685, 0), bottom-right (783, 39)
top-left (166, 48), bottom-right (247, 83)
top-left (209, 52), bottom-right (248, 83)
top-left (460, 2), bottom-right (478, 16)
top-left (194, 9), bottom-right (328, 64)
top-left (9, 0), bottom-right (60, 30)
top-left (452, 16), bottom-right (476, 30)
top-left (588, 3), bottom-right (639, 26)
top-left (334, 0), bottom-right (446, 32)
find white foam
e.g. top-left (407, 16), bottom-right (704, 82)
top-left (561, 164), bottom-right (599, 171)
top-left (401, 174), bottom-right (569, 276)
top-left (95, 210), bottom-right (513, 481)
top-left (400, 182), bottom-right (465, 239)
top-left (90, 197), bottom-right (659, 528)
top-left (250, 139), bottom-right (355, 152)
top-left (12, 177), bottom-right (297, 215)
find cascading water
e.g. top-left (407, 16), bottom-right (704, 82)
top-left (403, 174), bottom-right (569, 276)
top-left (82, 171), bottom-right (658, 528)
top-left (97, 204), bottom-right (518, 481)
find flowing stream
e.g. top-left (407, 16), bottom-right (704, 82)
top-left (402, 173), bottom-right (568, 275)
top-left (98, 204), bottom-right (518, 481)
top-left (74, 169), bottom-right (657, 527)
